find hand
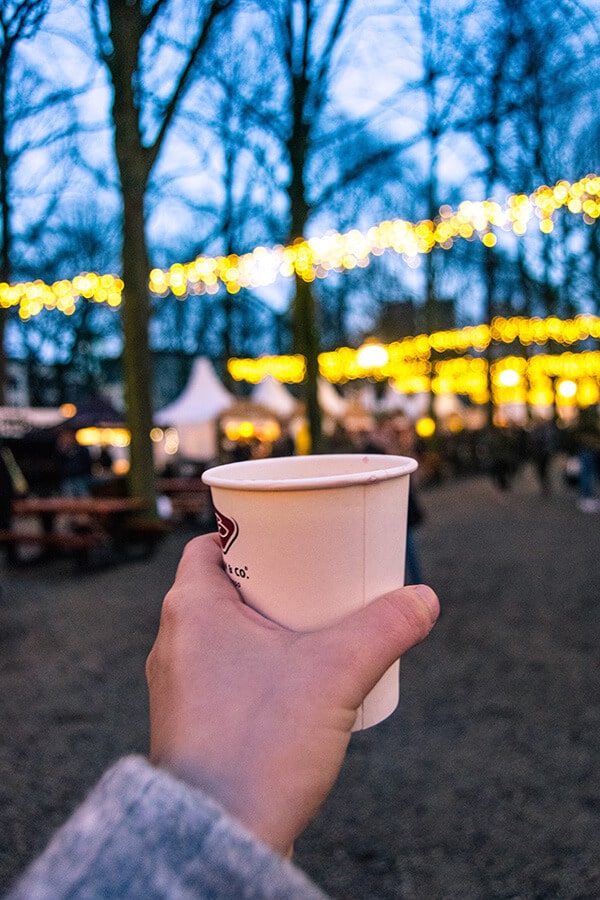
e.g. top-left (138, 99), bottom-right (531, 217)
top-left (146, 533), bottom-right (439, 855)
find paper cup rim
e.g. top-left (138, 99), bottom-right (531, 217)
top-left (202, 453), bottom-right (418, 492)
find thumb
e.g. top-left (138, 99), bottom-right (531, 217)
top-left (320, 584), bottom-right (439, 708)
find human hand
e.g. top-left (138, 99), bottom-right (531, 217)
top-left (146, 533), bottom-right (439, 855)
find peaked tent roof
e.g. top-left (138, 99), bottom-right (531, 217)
top-left (154, 357), bottom-right (234, 425)
top-left (251, 376), bottom-right (298, 419)
top-left (317, 377), bottom-right (348, 419)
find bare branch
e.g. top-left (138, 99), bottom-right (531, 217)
top-left (309, 0), bottom-right (351, 105)
top-left (142, 0), bottom-right (170, 31)
top-left (147, 0), bottom-right (236, 170)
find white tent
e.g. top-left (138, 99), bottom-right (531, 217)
top-left (251, 376), bottom-right (298, 419)
top-left (154, 357), bottom-right (234, 462)
top-left (317, 378), bottom-right (348, 420)
top-left (155, 357), bottom-right (234, 425)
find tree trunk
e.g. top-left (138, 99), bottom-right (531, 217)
top-left (107, 2), bottom-right (156, 510)
top-left (293, 275), bottom-right (322, 450)
top-left (120, 191), bottom-right (156, 508)
top-left (484, 243), bottom-right (497, 427)
top-left (0, 47), bottom-right (9, 404)
top-left (287, 73), bottom-right (322, 451)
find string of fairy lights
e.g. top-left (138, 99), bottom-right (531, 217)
top-left (1, 174), bottom-right (598, 318)
top-left (226, 314), bottom-right (600, 409)
top-left (1, 175), bottom-right (599, 409)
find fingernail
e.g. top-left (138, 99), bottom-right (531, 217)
top-left (412, 584), bottom-right (439, 623)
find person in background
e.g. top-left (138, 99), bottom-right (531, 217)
top-left (527, 418), bottom-right (557, 495)
top-left (362, 414), bottom-right (426, 585)
top-left (485, 423), bottom-right (518, 493)
top-left (0, 441), bottom-right (18, 563)
top-left (572, 407), bottom-right (600, 513)
top-left (54, 427), bottom-right (93, 497)
top-left (405, 487), bottom-right (425, 584)
top-left (271, 422), bottom-right (296, 457)
top-left (7, 534), bottom-right (439, 898)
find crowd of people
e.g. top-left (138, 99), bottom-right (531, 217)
top-left (1, 409), bottom-right (599, 546)
top-left (218, 406), bottom-right (600, 515)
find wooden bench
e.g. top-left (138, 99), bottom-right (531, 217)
top-left (0, 528), bottom-right (108, 568)
top-left (0, 528), bottom-right (106, 550)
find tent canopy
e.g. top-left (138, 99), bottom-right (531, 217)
top-left (251, 376), bottom-right (298, 419)
top-left (68, 395), bottom-right (124, 428)
top-left (155, 358), bottom-right (234, 426)
top-left (317, 378), bottom-right (348, 419)
top-left (153, 358), bottom-right (235, 462)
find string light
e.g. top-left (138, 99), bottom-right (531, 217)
top-left (1, 175), bottom-right (598, 316)
top-left (0, 274), bottom-right (124, 319)
top-left (228, 354), bottom-right (306, 384)
top-left (146, 175), bottom-right (600, 297)
top-left (227, 341), bottom-right (600, 410)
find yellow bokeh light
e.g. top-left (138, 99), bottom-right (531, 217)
top-left (496, 368), bottom-right (521, 388)
top-left (556, 379), bottom-right (577, 399)
top-left (356, 341), bottom-right (389, 370)
top-left (76, 426), bottom-right (131, 447)
top-left (577, 379), bottom-right (600, 406)
top-left (415, 417), bottom-right (436, 438)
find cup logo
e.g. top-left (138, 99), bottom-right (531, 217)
top-left (214, 508), bottom-right (239, 554)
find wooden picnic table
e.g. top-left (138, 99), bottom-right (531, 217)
top-left (13, 495), bottom-right (147, 530)
top-left (1, 495), bottom-right (167, 568)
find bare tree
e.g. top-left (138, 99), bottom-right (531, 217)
top-left (0, 0), bottom-right (49, 402)
top-left (90, 0), bottom-right (234, 507)
top-left (259, 0), bottom-right (426, 448)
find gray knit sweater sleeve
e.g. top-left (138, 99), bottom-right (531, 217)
top-left (7, 756), bottom-right (328, 899)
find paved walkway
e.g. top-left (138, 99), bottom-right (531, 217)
top-left (1, 458), bottom-right (599, 897)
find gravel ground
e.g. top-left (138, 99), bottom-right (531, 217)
top-left (1, 460), bottom-right (599, 898)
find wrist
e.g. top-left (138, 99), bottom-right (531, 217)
top-left (150, 753), bottom-right (293, 855)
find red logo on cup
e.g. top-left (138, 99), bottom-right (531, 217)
top-left (215, 508), bottom-right (239, 554)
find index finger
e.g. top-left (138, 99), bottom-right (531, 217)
top-left (175, 532), bottom-right (225, 581)
top-left (166, 532), bottom-right (238, 615)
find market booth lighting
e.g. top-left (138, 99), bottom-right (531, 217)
top-left (150, 426), bottom-right (180, 456)
top-left (225, 326), bottom-right (600, 419)
top-left (218, 400), bottom-right (283, 446)
top-left (75, 426), bottom-right (131, 448)
top-left (75, 426), bottom-right (132, 476)
top-left (223, 418), bottom-right (281, 443)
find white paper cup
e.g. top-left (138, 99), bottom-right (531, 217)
top-left (202, 453), bottom-right (417, 730)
